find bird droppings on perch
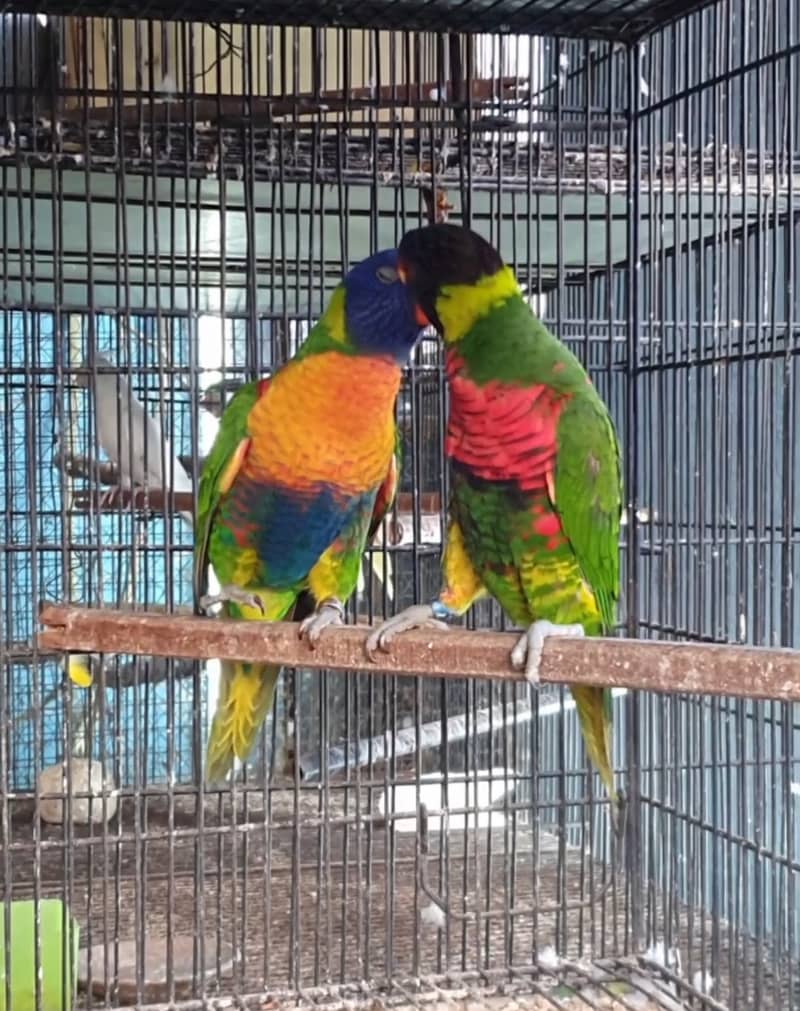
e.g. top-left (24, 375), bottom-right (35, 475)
top-left (38, 602), bottom-right (800, 702)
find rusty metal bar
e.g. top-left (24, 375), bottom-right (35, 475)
top-left (36, 603), bottom-right (800, 702)
top-left (57, 77), bottom-right (533, 126)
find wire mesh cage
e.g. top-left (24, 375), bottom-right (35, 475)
top-left (0, 0), bottom-right (798, 1009)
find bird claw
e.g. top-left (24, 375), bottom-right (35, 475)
top-left (298, 597), bottom-right (345, 648)
top-left (199, 585), bottom-right (266, 616)
top-left (510, 619), bottom-right (586, 685)
top-left (365, 604), bottom-right (451, 662)
top-left (99, 486), bottom-right (124, 509)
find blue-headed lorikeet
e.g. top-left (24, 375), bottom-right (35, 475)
top-left (195, 249), bottom-right (424, 781)
top-left (366, 224), bottom-right (624, 827)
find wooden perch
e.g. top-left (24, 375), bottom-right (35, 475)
top-left (55, 450), bottom-right (121, 486)
top-left (56, 450), bottom-right (200, 489)
top-left (70, 487), bottom-right (196, 515)
top-left (58, 451), bottom-right (443, 514)
top-left (38, 604), bottom-right (800, 703)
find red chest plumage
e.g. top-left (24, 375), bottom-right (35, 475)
top-left (445, 350), bottom-right (567, 492)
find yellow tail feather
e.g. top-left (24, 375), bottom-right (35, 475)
top-left (205, 660), bottom-right (281, 782)
top-left (571, 683), bottom-right (619, 818)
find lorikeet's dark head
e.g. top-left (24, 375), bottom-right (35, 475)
top-left (341, 248), bottom-right (426, 364)
top-left (397, 224), bottom-right (517, 342)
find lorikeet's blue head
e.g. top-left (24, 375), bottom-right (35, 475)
top-left (342, 248), bottom-right (427, 363)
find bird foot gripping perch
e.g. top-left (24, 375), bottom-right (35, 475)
top-left (199, 584), bottom-right (267, 616)
top-left (365, 601), bottom-right (452, 661)
top-left (98, 485), bottom-right (127, 510)
top-left (510, 619), bottom-right (586, 684)
top-left (298, 597), bottom-right (346, 648)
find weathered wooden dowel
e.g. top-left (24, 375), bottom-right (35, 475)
top-left (36, 603), bottom-right (800, 702)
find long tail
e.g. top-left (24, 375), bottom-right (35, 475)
top-left (205, 660), bottom-right (281, 782)
top-left (570, 683), bottom-right (624, 837)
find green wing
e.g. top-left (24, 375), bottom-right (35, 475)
top-left (553, 391), bottom-right (623, 632)
top-left (193, 378), bottom-right (266, 600)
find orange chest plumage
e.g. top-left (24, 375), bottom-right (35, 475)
top-left (244, 351), bottom-right (401, 494)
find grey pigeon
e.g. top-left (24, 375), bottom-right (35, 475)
top-left (77, 351), bottom-right (194, 527)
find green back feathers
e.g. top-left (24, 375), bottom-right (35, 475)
top-left (554, 395), bottom-right (623, 632)
top-left (436, 268), bottom-right (592, 392)
top-left (194, 378), bottom-right (265, 600)
top-left (457, 294), bottom-right (589, 391)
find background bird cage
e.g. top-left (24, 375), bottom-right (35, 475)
top-left (0, 0), bottom-right (799, 1008)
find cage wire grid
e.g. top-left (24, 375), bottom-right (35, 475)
top-left (0, 3), bottom-right (798, 1010)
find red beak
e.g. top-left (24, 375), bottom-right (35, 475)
top-left (414, 304), bottom-right (431, 326)
top-left (398, 258), bottom-right (430, 326)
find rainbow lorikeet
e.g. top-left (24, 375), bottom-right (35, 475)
top-left (195, 249), bottom-right (424, 782)
top-left (366, 224), bottom-right (623, 826)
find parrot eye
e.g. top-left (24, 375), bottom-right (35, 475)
top-left (376, 265), bottom-right (399, 285)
